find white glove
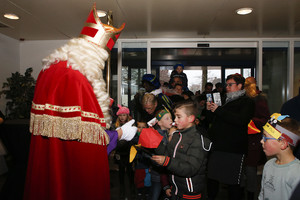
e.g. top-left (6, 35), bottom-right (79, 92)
top-left (147, 117), bottom-right (158, 127)
top-left (119, 119), bottom-right (137, 141)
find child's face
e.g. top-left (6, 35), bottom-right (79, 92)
top-left (217, 87), bottom-right (223, 93)
top-left (137, 122), bottom-right (147, 133)
top-left (174, 107), bottom-right (194, 130)
top-left (205, 85), bottom-right (213, 93)
top-left (173, 77), bottom-right (183, 86)
top-left (175, 85), bottom-right (183, 95)
top-left (199, 100), bottom-right (206, 107)
top-left (260, 130), bottom-right (281, 156)
top-left (176, 66), bottom-right (183, 74)
top-left (118, 114), bottom-right (128, 123)
top-left (158, 113), bottom-right (173, 130)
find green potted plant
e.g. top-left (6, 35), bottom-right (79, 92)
top-left (0, 68), bottom-right (36, 119)
top-left (0, 68), bottom-right (36, 199)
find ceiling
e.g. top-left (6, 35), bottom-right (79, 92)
top-left (0, 0), bottom-right (300, 41)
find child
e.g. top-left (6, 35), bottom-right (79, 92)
top-left (182, 91), bottom-right (194, 100)
top-left (113, 105), bottom-right (135, 199)
top-left (114, 104), bottom-right (132, 128)
top-left (259, 113), bottom-right (300, 200)
top-left (151, 108), bottom-right (173, 200)
top-left (169, 84), bottom-right (185, 104)
top-left (152, 100), bottom-right (211, 200)
top-left (174, 84), bottom-right (184, 96)
top-left (133, 120), bottom-right (151, 200)
top-left (169, 64), bottom-right (188, 89)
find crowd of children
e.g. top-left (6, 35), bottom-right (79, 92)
top-left (109, 66), bottom-right (300, 200)
top-left (113, 101), bottom-right (211, 200)
top-left (0, 57), bottom-right (297, 200)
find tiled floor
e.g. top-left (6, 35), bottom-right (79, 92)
top-left (110, 168), bottom-right (261, 200)
top-left (109, 152), bottom-right (262, 200)
top-left (0, 155), bottom-right (261, 200)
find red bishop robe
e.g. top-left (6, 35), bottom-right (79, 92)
top-left (23, 61), bottom-right (112, 200)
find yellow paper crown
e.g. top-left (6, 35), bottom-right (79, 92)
top-left (263, 113), bottom-right (300, 146)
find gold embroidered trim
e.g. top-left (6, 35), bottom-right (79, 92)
top-left (30, 113), bottom-right (109, 145)
top-left (32, 102), bottom-right (106, 123)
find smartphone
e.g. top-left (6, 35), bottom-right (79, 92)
top-left (206, 93), bottom-right (213, 103)
top-left (213, 92), bottom-right (222, 106)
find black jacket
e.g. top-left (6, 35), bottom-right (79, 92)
top-left (207, 94), bottom-right (255, 154)
top-left (156, 126), bottom-right (211, 197)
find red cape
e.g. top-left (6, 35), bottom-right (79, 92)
top-left (24, 61), bottom-right (111, 200)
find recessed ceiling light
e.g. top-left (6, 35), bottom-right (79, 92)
top-left (97, 10), bottom-right (107, 18)
top-left (236, 8), bottom-right (253, 15)
top-left (4, 13), bottom-right (19, 20)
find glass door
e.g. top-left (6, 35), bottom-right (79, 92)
top-left (223, 67), bottom-right (254, 80)
top-left (121, 42), bottom-right (147, 113)
top-left (262, 42), bottom-right (288, 113)
top-left (151, 47), bottom-right (256, 92)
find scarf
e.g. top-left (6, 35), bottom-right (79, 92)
top-left (225, 89), bottom-right (246, 103)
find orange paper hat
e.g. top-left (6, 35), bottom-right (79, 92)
top-left (138, 128), bottom-right (163, 148)
top-left (79, 3), bottom-right (125, 52)
top-left (248, 120), bottom-right (261, 134)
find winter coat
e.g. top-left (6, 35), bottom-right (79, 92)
top-left (207, 94), bottom-right (255, 154)
top-left (246, 93), bottom-right (270, 166)
top-left (156, 125), bottom-right (211, 197)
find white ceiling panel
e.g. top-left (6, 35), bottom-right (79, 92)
top-left (0, 0), bottom-right (299, 40)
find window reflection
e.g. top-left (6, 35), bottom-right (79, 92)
top-left (263, 42), bottom-right (288, 113)
top-left (294, 42), bottom-right (300, 96)
top-left (121, 43), bottom-right (147, 109)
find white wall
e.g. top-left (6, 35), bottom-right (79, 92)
top-left (0, 34), bottom-right (19, 114)
top-left (0, 36), bottom-right (68, 114)
top-left (20, 40), bottom-right (68, 79)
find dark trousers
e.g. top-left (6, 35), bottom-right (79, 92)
top-left (118, 155), bottom-right (135, 197)
top-left (207, 178), bottom-right (243, 200)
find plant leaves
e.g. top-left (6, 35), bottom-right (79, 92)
top-left (0, 67), bottom-right (36, 119)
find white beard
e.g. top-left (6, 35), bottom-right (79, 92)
top-left (42, 38), bottom-right (112, 129)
